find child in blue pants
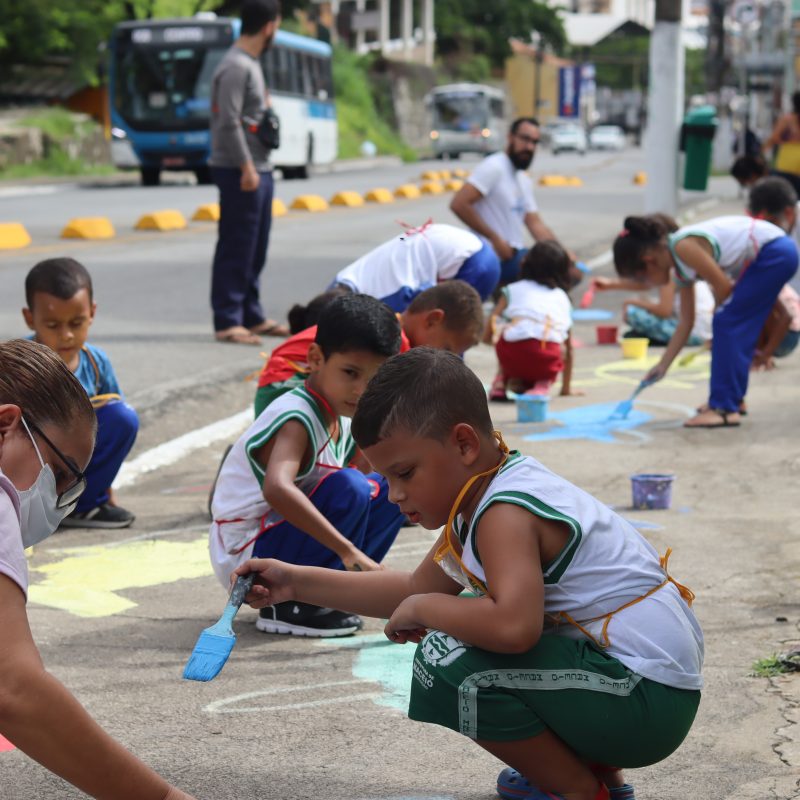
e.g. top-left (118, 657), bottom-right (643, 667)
top-left (613, 214), bottom-right (798, 428)
top-left (23, 258), bottom-right (138, 528)
top-left (210, 294), bottom-right (405, 636)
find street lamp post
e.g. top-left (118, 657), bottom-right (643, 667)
top-left (531, 31), bottom-right (543, 117)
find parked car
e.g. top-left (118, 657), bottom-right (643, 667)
top-left (550, 123), bottom-right (587, 155)
top-left (589, 124), bottom-right (626, 151)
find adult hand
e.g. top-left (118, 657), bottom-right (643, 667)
top-left (384, 596), bottom-right (428, 644)
top-left (491, 237), bottom-right (515, 262)
top-left (342, 548), bottom-right (383, 573)
top-left (232, 558), bottom-right (295, 609)
top-left (240, 163), bottom-right (260, 192)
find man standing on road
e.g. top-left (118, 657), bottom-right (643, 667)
top-left (450, 117), bottom-right (565, 286)
top-left (209, 0), bottom-right (289, 345)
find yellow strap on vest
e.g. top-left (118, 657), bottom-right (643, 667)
top-left (90, 393), bottom-right (122, 410)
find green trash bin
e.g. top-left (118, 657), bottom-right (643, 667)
top-left (680, 105), bottom-right (718, 191)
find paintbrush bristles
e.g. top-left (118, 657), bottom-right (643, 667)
top-left (183, 630), bottom-right (236, 682)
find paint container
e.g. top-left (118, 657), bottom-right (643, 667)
top-left (516, 394), bottom-right (549, 423)
top-left (621, 338), bottom-right (649, 360)
top-left (596, 325), bottom-right (618, 345)
top-left (631, 473), bottom-right (675, 510)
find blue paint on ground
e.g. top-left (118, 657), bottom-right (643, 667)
top-left (572, 308), bottom-right (615, 321)
top-left (523, 402), bottom-right (652, 443)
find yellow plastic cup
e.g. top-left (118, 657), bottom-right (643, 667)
top-left (621, 338), bottom-right (649, 360)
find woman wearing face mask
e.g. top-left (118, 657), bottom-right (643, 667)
top-left (0, 340), bottom-right (195, 800)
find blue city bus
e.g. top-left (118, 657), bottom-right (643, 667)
top-left (108, 15), bottom-right (336, 185)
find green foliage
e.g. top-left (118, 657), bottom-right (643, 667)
top-left (750, 654), bottom-right (788, 678)
top-left (435, 0), bottom-right (566, 69)
top-left (0, 153), bottom-right (116, 182)
top-left (446, 54), bottom-right (492, 85)
top-left (332, 46), bottom-right (416, 161)
top-left (17, 108), bottom-right (94, 141)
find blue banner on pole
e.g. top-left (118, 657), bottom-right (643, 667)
top-left (558, 66), bottom-right (581, 118)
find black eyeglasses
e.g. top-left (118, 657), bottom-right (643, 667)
top-left (25, 418), bottom-right (87, 508)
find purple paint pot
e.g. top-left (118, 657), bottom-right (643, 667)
top-left (630, 473), bottom-right (675, 510)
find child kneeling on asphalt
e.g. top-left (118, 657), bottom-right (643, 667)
top-left (235, 347), bottom-right (704, 800)
top-left (211, 294), bottom-right (406, 637)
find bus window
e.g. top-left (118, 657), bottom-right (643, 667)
top-left (490, 98), bottom-right (504, 119)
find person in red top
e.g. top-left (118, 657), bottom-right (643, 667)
top-left (255, 282), bottom-right (484, 416)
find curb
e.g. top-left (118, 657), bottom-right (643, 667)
top-left (135, 210), bottom-right (187, 231)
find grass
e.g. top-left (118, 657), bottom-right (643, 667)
top-left (333, 46), bottom-right (417, 162)
top-left (16, 107), bottom-right (96, 142)
top-left (750, 654), bottom-right (790, 678)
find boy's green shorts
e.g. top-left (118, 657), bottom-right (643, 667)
top-left (409, 630), bottom-right (700, 768)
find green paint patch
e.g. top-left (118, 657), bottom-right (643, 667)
top-left (28, 536), bottom-right (212, 618)
top-left (750, 654), bottom-right (790, 678)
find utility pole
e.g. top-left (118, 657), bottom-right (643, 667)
top-left (644, 0), bottom-right (685, 215)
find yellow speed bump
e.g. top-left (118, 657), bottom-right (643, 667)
top-left (538, 175), bottom-right (568, 187)
top-left (135, 210), bottom-right (187, 231)
top-left (365, 188), bottom-right (395, 204)
top-left (444, 179), bottom-right (464, 192)
top-left (0, 222), bottom-right (31, 250)
top-left (192, 203), bottom-right (220, 222)
top-left (453, 168), bottom-right (470, 178)
top-left (633, 171), bottom-right (648, 185)
top-left (330, 191), bottom-right (365, 208)
top-left (566, 176), bottom-right (584, 187)
top-left (420, 170), bottom-right (441, 182)
top-left (420, 181), bottom-right (445, 195)
top-left (273, 198), bottom-right (288, 217)
top-left (290, 194), bottom-right (329, 212)
top-left (61, 217), bottom-right (115, 240)
top-left (394, 184), bottom-right (422, 200)
top-left (438, 169), bottom-right (452, 180)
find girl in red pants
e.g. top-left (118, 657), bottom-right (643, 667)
top-left (487, 241), bottom-right (580, 399)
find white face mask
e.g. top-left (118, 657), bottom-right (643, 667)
top-left (17, 417), bottom-right (77, 548)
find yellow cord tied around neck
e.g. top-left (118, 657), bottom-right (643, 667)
top-left (433, 431), bottom-right (509, 595)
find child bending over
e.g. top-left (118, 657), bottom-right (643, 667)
top-left (211, 294), bottom-right (406, 637)
top-left (487, 241), bottom-right (580, 399)
top-left (235, 347), bottom-right (703, 800)
top-left (22, 258), bottom-right (138, 529)
top-left (0, 340), bottom-right (193, 800)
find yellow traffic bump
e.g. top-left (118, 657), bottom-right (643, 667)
top-left (273, 198), bottom-right (288, 217)
top-left (290, 194), bottom-right (329, 212)
top-left (61, 217), bottom-right (115, 240)
top-left (453, 168), bottom-right (470, 178)
top-left (0, 222), bottom-right (31, 250)
top-left (444, 179), bottom-right (464, 192)
top-left (538, 175), bottom-right (568, 187)
top-left (330, 191), bottom-right (365, 207)
top-left (420, 170), bottom-right (441, 182)
top-left (135, 209), bottom-right (187, 231)
top-left (438, 169), bottom-right (452, 180)
top-left (566, 176), bottom-right (583, 187)
top-left (394, 184), bottom-right (422, 200)
top-left (365, 188), bottom-right (395, 204)
top-left (420, 181), bottom-right (445, 195)
top-left (192, 203), bottom-right (220, 222)
top-left (633, 171), bottom-right (648, 185)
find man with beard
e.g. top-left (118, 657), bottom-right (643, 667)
top-left (451, 118), bottom-right (563, 286)
top-left (209, 0), bottom-right (289, 345)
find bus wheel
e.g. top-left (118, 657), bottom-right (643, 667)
top-left (194, 166), bottom-right (213, 185)
top-left (141, 167), bottom-right (161, 186)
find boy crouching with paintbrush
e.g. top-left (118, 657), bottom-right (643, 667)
top-left (235, 347), bottom-right (704, 800)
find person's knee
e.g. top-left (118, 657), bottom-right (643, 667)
top-left (99, 401), bottom-right (139, 436)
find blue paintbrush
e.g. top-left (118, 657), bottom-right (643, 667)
top-left (183, 574), bottom-right (254, 682)
top-left (609, 378), bottom-right (655, 421)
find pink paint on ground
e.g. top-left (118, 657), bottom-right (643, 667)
top-left (0, 734), bottom-right (15, 752)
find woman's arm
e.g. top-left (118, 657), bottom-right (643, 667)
top-left (483, 294), bottom-right (508, 345)
top-left (0, 576), bottom-right (191, 800)
top-left (259, 420), bottom-right (380, 572)
top-left (648, 283), bottom-right (696, 381)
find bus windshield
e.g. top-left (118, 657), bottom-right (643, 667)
top-left (432, 92), bottom-right (488, 132)
top-left (113, 42), bottom-right (227, 131)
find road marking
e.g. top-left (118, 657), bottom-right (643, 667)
top-left (114, 408), bottom-right (251, 489)
top-left (585, 249), bottom-right (611, 270)
top-left (28, 535), bottom-right (212, 617)
top-left (0, 185), bottom-right (68, 199)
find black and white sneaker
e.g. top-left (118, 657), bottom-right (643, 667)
top-left (59, 503), bottom-right (135, 530)
top-left (256, 602), bottom-right (363, 637)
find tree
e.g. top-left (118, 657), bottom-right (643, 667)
top-left (435, 0), bottom-right (566, 70)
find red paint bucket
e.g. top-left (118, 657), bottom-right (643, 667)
top-left (596, 325), bottom-right (618, 345)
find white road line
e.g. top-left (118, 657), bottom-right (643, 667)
top-left (0, 185), bottom-right (69, 199)
top-left (113, 408), bottom-right (252, 489)
top-left (585, 249), bottom-right (612, 270)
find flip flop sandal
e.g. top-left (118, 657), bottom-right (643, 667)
top-left (250, 320), bottom-right (289, 337)
top-left (683, 409), bottom-right (741, 429)
top-left (215, 328), bottom-right (263, 346)
top-left (696, 402), bottom-right (748, 416)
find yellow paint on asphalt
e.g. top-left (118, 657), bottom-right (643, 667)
top-left (192, 203), bottom-right (220, 222)
top-left (28, 536), bottom-right (212, 618)
top-left (61, 217), bottom-right (116, 240)
top-left (0, 222), bottom-right (31, 249)
top-left (633, 171), bottom-right (648, 185)
top-left (135, 209), bottom-right (187, 231)
top-left (538, 175), bottom-right (568, 187)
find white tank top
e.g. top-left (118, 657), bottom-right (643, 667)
top-left (208, 385), bottom-right (356, 586)
top-left (453, 452), bottom-right (704, 690)
top-left (500, 280), bottom-right (572, 344)
top-left (668, 216), bottom-right (785, 285)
